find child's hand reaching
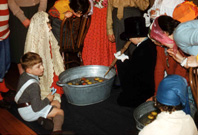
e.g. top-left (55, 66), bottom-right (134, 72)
top-left (47, 93), bottom-right (54, 102)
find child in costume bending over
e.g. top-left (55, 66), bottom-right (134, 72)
top-left (139, 75), bottom-right (197, 135)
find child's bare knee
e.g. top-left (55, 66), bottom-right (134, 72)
top-left (53, 108), bottom-right (64, 117)
top-left (58, 109), bottom-right (64, 116)
top-left (51, 100), bottom-right (61, 108)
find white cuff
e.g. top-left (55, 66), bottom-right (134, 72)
top-left (181, 58), bottom-right (188, 67)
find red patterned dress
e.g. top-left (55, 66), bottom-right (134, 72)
top-left (82, 6), bottom-right (116, 66)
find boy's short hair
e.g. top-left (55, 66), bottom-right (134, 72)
top-left (69, 0), bottom-right (89, 14)
top-left (155, 99), bottom-right (183, 114)
top-left (20, 52), bottom-right (42, 71)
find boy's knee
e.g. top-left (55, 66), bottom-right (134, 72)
top-left (51, 100), bottom-right (61, 108)
top-left (57, 109), bottom-right (64, 116)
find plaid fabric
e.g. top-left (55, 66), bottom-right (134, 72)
top-left (48, 7), bottom-right (60, 18)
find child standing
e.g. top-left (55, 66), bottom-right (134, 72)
top-left (116, 16), bottom-right (157, 107)
top-left (139, 75), bottom-right (197, 135)
top-left (106, 0), bottom-right (149, 86)
top-left (15, 52), bottom-right (72, 134)
top-left (24, 11), bottom-right (65, 102)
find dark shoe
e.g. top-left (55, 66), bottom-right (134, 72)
top-left (37, 117), bottom-right (54, 131)
top-left (2, 89), bottom-right (16, 97)
top-left (51, 130), bottom-right (75, 135)
top-left (0, 100), bottom-right (11, 109)
top-left (2, 90), bottom-right (16, 103)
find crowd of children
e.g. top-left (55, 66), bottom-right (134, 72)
top-left (1, 0), bottom-right (198, 135)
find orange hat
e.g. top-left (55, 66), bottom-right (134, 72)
top-left (173, 1), bottom-right (198, 23)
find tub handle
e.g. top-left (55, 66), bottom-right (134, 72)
top-left (56, 81), bottom-right (65, 87)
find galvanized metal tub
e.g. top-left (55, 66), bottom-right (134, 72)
top-left (57, 65), bottom-right (116, 106)
top-left (133, 101), bottom-right (158, 130)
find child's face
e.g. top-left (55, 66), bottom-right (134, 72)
top-left (27, 62), bottom-right (44, 77)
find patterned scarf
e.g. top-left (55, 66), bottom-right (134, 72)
top-left (149, 16), bottom-right (178, 53)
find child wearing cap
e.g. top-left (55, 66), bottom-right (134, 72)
top-left (139, 75), bottom-right (197, 135)
top-left (116, 16), bottom-right (157, 108)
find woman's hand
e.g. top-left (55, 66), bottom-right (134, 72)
top-left (108, 34), bottom-right (115, 43)
top-left (187, 55), bottom-right (198, 68)
top-left (167, 48), bottom-right (184, 63)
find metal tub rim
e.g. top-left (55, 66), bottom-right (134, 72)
top-left (57, 65), bottom-right (116, 106)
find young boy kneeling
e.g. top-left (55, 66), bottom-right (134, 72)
top-left (139, 75), bottom-right (197, 135)
top-left (15, 52), bottom-right (71, 134)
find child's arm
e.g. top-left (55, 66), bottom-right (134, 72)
top-left (46, 93), bottom-right (55, 102)
top-left (28, 84), bottom-right (51, 112)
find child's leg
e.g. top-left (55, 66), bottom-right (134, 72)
top-left (47, 107), bottom-right (64, 131)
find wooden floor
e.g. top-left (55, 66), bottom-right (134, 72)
top-left (0, 63), bottom-right (37, 135)
top-left (0, 108), bottom-right (37, 135)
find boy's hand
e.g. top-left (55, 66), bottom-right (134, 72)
top-left (47, 93), bottom-right (54, 102)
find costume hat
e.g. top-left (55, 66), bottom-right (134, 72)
top-left (173, 1), bottom-right (198, 23)
top-left (120, 16), bottom-right (148, 41)
top-left (156, 75), bottom-right (190, 114)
